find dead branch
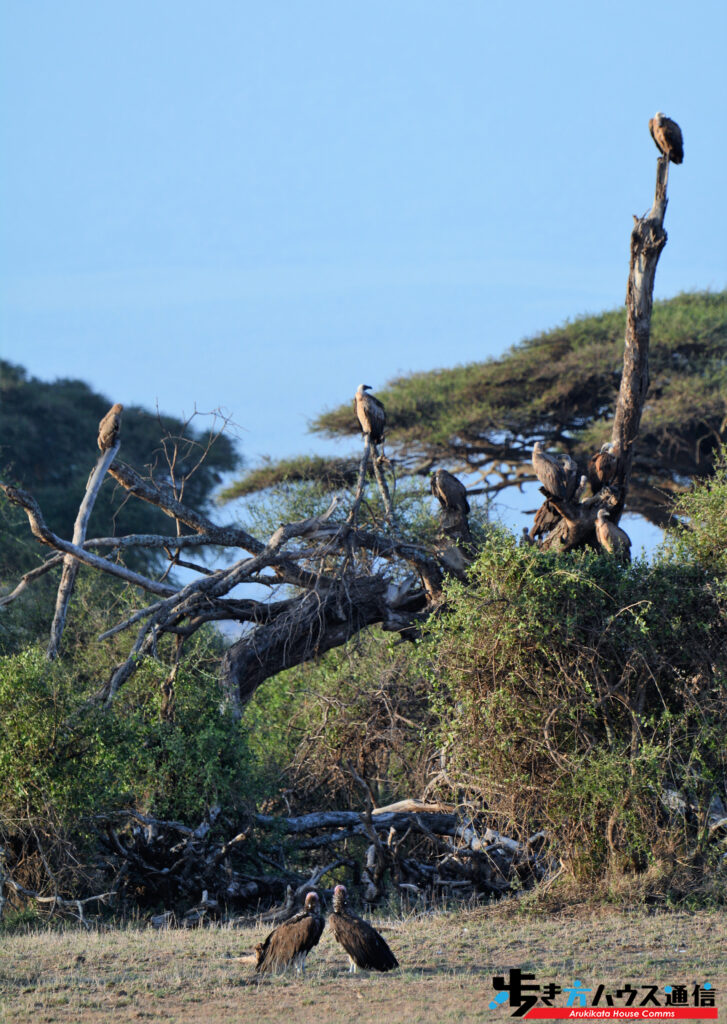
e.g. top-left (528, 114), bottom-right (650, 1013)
top-left (48, 440), bottom-right (121, 659)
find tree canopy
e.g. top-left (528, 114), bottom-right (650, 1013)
top-left (224, 290), bottom-right (727, 526)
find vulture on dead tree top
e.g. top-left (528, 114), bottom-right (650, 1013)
top-left (354, 385), bottom-right (386, 446)
top-left (588, 443), bottom-right (618, 494)
top-left (649, 112), bottom-right (684, 164)
top-left (595, 509), bottom-right (632, 563)
top-left (430, 468), bottom-right (470, 514)
top-left (97, 403), bottom-right (123, 452)
top-left (328, 884), bottom-right (399, 973)
top-left (532, 443), bottom-right (580, 500)
top-left (254, 891), bottom-right (324, 975)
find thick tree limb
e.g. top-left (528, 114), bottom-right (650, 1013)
top-left (541, 151), bottom-right (671, 551)
top-left (1, 485), bottom-right (177, 597)
top-left (47, 441), bottom-right (120, 659)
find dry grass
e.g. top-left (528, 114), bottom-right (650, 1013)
top-left (1, 903), bottom-right (726, 1024)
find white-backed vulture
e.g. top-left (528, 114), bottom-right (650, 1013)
top-left (254, 891), bottom-right (324, 975)
top-left (649, 112), bottom-right (684, 164)
top-left (430, 468), bottom-right (470, 514)
top-left (328, 884), bottom-right (399, 973)
top-left (595, 509), bottom-right (631, 563)
top-left (532, 442), bottom-right (579, 500)
top-left (97, 403), bottom-right (123, 452)
top-left (587, 443), bottom-right (618, 494)
top-left (354, 384), bottom-right (386, 446)
top-left (557, 454), bottom-right (580, 501)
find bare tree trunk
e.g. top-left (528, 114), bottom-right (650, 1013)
top-left (47, 441), bottom-right (121, 659)
top-left (611, 156), bottom-right (669, 504)
top-left (541, 153), bottom-right (671, 550)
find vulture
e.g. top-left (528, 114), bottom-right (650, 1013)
top-left (354, 384), bottom-right (386, 446)
top-left (328, 884), bottom-right (399, 973)
top-left (588, 443), bottom-right (618, 494)
top-left (254, 891), bottom-right (324, 975)
top-left (97, 403), bottom-right (123, 452)
top-left (648, 112), bottom-right (684, 164)
top-left (532, 442), bottom-right (580, 500)
top-left (595, 509), bottom-right (632, 563)
top-left (430, 468), bottom-right (470, 514)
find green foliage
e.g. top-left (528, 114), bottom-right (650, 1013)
top-left (665, 451), bottom-right (727, 573)
top-left (0, 626), bottom-right (259, 871)
top-left (423, 532), bottom-right (727, 881)
top-left (230, 291), bottom-right (727, 519)
top-left (218, 454), bottom-right (360, 502)
top-left (242, 629), bottom-right (434, 813)
top-left (0, 360), bottom-right (240, 576)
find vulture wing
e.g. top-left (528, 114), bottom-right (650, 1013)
top-left (329, 911), bottom-right (399, 972)
top-left (431, 469), bottom-right (470, 514)
top-left (532, 446), bottom-right (567, 498)
top-left (255, 911), bottom-right (324, 974)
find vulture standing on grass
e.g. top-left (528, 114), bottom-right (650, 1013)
top-left (97, 403), bottom-right (123, 452)
top-left (588, 443), bottom-right (618, 494)
top-left (430, 468), bottom-right (470, 514)
top-left (328, 884), bottom-right (399, 973)
top-left (595, 509), bottom-right (632, 563)
top-left (354, 384), bottom-right (386, 446)
top-left (649, 112), bottom-right (684, 164)
top-left (254, 891), bottom-right (324, 975)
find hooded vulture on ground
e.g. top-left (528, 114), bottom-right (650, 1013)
top-left (97, 403), bottom-right (123, 452)
top-left (430, 469), bottom-right (470, 514)
top-left (588, 443), bottom-right (618, 494)
top-left (354, 385), bottom-right (386, 446)
top-left (328, 884), bottom-right (399, 973)
top-left (532, 443), bottom-right (580, 500)
top-left (649, 112), bottom-right (684, 164)
top-left (254, 891), bottom-right (324, 975)
top-left (595, 509), bottom-right (632, 563)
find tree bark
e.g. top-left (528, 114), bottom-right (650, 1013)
top-left (541, 152), bottom-right (671, 550)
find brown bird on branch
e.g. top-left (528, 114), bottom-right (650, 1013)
top-left (328, 884), bottom-right (399, 973)
top-left (97, 403), bottom-right (123, 452)
top-left (595, 509), bottom-right (632, 563)
top-left (254, 891), bottom-right (324, 975)
top-left (354, 384), bottom-right (386, 446)
top-left (430, 468), bottom-right (470, 515)
top-left (588, 443), bottom-right (618, 494)
top-left (532, 443), bottom-right (580, 500)
top-left (649, 112), bottom-right (684, 164)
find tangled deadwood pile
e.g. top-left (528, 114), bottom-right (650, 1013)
top-left (83, 801), bottom-right (558, 925)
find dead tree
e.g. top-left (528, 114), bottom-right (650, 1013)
top-left (1, 416), bottom-right (450, 714)
top-left (539, 147), bottom-right (673, 552)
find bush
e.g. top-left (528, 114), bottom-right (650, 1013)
top-left (424, 531), bottom-right (727, 883)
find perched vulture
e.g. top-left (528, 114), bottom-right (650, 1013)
top-left (557, 454), bottom-right (580, 501)
top-left (97, 403), bottom-right (123, 452)
top-left (595, 509), bottom-right (632, 563)
top-left (255, 891), bottom-right (324, 975)
top-left (430, 468), bottom-right (470, 515)
top-left (328, 884), bottom-right (399, 973)
top-left (354, 384), bottom-right (386, 446)
top-left (649, 112), bottom-right (684, 164)
top-left (532, 442), bottom-right (579, 500)
top-left (587, 443), bottom-right (618, 494)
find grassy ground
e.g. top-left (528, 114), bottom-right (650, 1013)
top-left (1, 903), bottom-right (725, 1024)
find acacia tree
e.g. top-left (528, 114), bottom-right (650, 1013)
top-left (1, 131), bottom-right (689, 711)
top-left (227, 295), bottom-right (725, 529)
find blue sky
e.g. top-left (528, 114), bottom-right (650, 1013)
top-left (2, 1), bottom-right (725, 546)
